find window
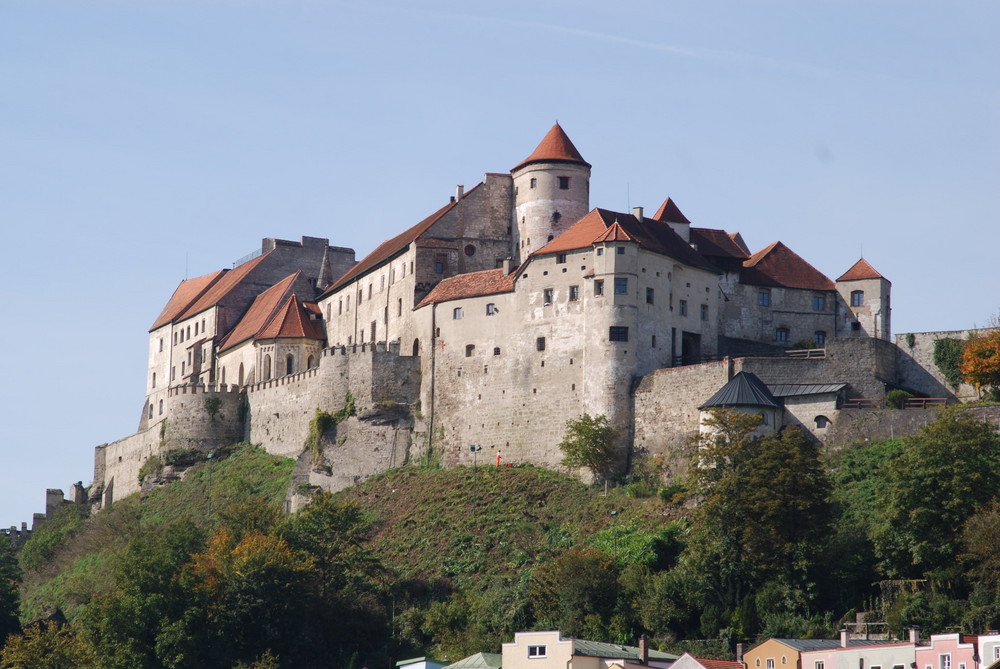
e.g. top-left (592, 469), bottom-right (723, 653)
top-left (816, 662), bottom-right (825, 669)
top-left (995, 648), bottom-right (1000, 661)
top-left (286, 355), bottom-right (295, 376)
top-left (851, 321), bottom-right (861, 331)
top-left (194, 322), bottom-right (198, 335)
top-left (594, 280), bottom-right (605, 296)
top-left (493, 347), bottom-right (501, 356)
top-left (158, 338), bottom-right (163, 352)
top-left (679, 300), bottom-right (688, 316)
top-left (815, 415), bottom-right (830, 428)
top-left (701, 304), bottom-right (708, 321)
top-left (851, 290), bottom-right (864, 306)
top-left (148, 403), bottom-right (153, 419)
top-left (775, 328), bottom-right (789, 343)
top-left (646, 287), bottom-right (654, 304)
top-left (151, 372), bottom-right (156, 388)
top-left (556, 253), bottom-right (567, 264)
top-left (767, 660), bottom-right (775, 669)
top-left (759, 290), bottom-right (771, 307)
top-left (528, 645), bottom-right (547, 658)
top-left (814, 331), bottom-right (826, 346)
top-left (464, 244), bottom-right (476, 257)
top-left (529, 177), bottom-right (537, 189)
top-left (609, 326), bottom-right (629, 342)
top-left (465, 344), bottom-right (475, 357)
top-left (158, 399), bottom-right (163, 415)
top-left (551, 211), bottom-right (561, 223)
top-left (617, 246), bottom-right (625, 255)
top-left (813, 295), bottom-right (826, 311)
top-left (536, 337), bottom-right (546, 351)
top-left (940, 655), bottom-right (951, 669)
top-left (398, 298), bottom-right (403, 317)
top-left (486, 303), bottom-right (497, 315)
top-left (435, 254), bottom-right (447, 274)
top-left (596, 247), bottom-right (604, 256)
top-left (761, 411), bottom-right (769, 425)
top-left (569, 285), bottom-right (579, 301)
top-left (614, 277), bottom-right (628, 294)
top-left (558, 176), bottom-right (570, 189)
top-left (453, 307), bottom-right (463, 319)
top-left (543, 288), bottom-right (554, 304)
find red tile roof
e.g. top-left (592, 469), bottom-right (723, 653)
top-left (217, 273), bottom-right (302, 352)
top-left (742, 241), bottom-right (835, 290)
top-left (534, 208), bottom-right (719, 273)
top-left (837, 257), bottom-right (889, 283)
top-left (176, 251), bottom-right (275, 322)
top-left (512, 124), bottom-right (591, 171)
top-left (695, 658), bottom-right (743, 669)
top-left (416, 268), bottom-right (515, 309)
top-left (321, 193), bottom-right (471, 296)
top-left (690, 228), bottom-right (751, 260)
top-left (592, 222), bottom-right (634, 243)
top-left (653, 197), bottom-right (692, 224)
top-left (149, 270), bottom-right (226, 331)
top-left (257, 295), bottom-right (325, 341)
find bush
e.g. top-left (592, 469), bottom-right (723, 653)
top-left (886, 390), bottom-right (914, 409)
top-left (933, 338), bottom-right (966, 387)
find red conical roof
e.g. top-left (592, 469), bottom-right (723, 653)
top-left (513, 124), bottom-right (591, 171)
top-left (837, 257), bottom-right (889, 283)
top-left (653, 197), bottom-right (691, 224)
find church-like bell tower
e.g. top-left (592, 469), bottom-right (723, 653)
top-left (511, 124), bottom-right (591, 262)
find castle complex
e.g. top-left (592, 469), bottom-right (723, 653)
top-left (83, 125), bottom-right (966, 510)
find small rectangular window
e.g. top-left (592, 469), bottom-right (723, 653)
top-left (816, 662), bottom-right (824, 669)
top-left (528, 645), bottom-right (547, 658)
top-left (453, 307), bottom-right (463, 319)
top-left (941, 656), bottom-right (951, 669)
top-left (609, 326), bottom-right (629, 342)
top-left (813, 295), bottom-right (826, 311)
top-left (435, 254), bottom-right (447, 275)
top-left (614, 277), bottom-right (628, 294)
top-left (465, 344), bottom-right (475, 357)
top-left (814, 331), bottom-right (826, 346)
top-left (775, 328), bottom-right (789, 343)
top-left (536, 337), bottom-right (546, 351)
top-left (594, 280), bottom-right (605, 296)
top-left (493, 346), bottom-right (501, 356)
top-left (556, 253), bottom-right (567, 264)
top-left (646, 287), bottom-right (654, 304)
top-left (543, 288), bottom-right (554, 304)
top-left (486, 303), bottom-right (497, 315)
top-left (596, 247), bottom-right (604, 256)
top-left (617, 246), bottom-right (625, 255)
top-left (679, 299), bottom-right (688, 316)
top-left (759, 291), bottom-right (770, 307)
top-left (701, 304), bottom-right (708, 320)
top-left (558, 176), bottom-right (570, 189)
top-left (851, 290), bottom-right (864, 307)
top-left (530, 177), bottom-right (537, 189)
top-left (569, 285), bottom-right (579, 301)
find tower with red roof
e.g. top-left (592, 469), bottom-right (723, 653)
top-left (837, 258), bottom-right (891, 340)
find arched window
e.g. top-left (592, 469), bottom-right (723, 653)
top-left (151, 372), bottom-right (156, 388)
top-left (465, 344), bottom-right (475, 357)
top-left (263, 355), bottom-right (272, 381)
top-left (158, 399), bottom-right (163, 415)
top-left (412, 338), bottom-right (420, 356)
top-left (851, 290), bottom-right (864, 306)
top-left (238, 363), bottom-right (245, 386)
top-left (286, 354), bottom-right (295, 376)
top-left (148, 403), bottom-right (153, 419)
top-left (220, 367), bottom-right (226, 385)
top-left (307, 355), bottom-right (315, 369)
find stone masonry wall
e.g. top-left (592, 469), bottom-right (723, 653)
top-left (893, 329), bottom-right (980, 401)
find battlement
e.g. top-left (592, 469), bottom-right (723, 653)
top-left (321, 340), bottom-right (402, 357)
top-left (167, 383), bottom-right (243, 398)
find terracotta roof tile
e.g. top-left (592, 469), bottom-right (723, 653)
top-left (257, 295), bottom-right (325, 341)
top-left (321, 193), bottom-right (471, 296)
top-left (695, 658), bottom-right (744, 669)
top-left (535, 208), bottom-right (719, 273)
top-left (176, 251), bottom-right (275, 321)
top-left (416, 268), bottom-right (515, 309)
top-left (837, 257), bottom-right (889, 283)
top-left (217, 273), bottom-right (301, 352)
top-left (592, 222), bottom-right (634, 243)
top-left (149, 270), bottom-right (226, 331)
top-left (742, 241), bottom-right (835, 291)
top-left (690, 228), bottom-right (751, 260)
top-left (513, 124), bottom-right (591, 171)
top-left (652, 197), bottom-right (692, 224)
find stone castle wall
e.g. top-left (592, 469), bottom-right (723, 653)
top-left (893, 329), bottom-right (980, 401)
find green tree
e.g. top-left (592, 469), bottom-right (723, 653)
top-left (0, 536), bottom-right (19, 650)
top-left (532, 547), bottom-right (620, 640)
top-left (558, 414), bottom-right (618, 478)
top-left (1, 622), bottom-right (98, 669)
top-left (873, 408), bottom-right (1000, 578)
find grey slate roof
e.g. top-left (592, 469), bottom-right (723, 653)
top-left (447, 652), bottom-right (502, 668)
top-left (572, 638), bottom-right (678, 661)
top-left (770, 639), bottom-right (894, 651)
top-left (768, 383), bottom-right (846, 398)
top-left (700, 372), bottom-right (781, 410)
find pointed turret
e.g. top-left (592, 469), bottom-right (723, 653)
top-left (836, 258), bottom-right (891, 340)
top-left (653, 197), bottom-right (691, 241)
top-left (511, 124), bottom-right (592, 262)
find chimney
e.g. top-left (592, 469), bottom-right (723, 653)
top-left (503, 258), bottom-right (514, 275)
top-left (633, 206), bottom-right (644, 222)
top-left (909, 627), bottom-right (920, 644)
top-left (737, 643), bottom-right (745, 664)
top-left (638, 634), bottom-right (649, 664)
top-left (456, 184), bottom-right (464, 201)
top-left (841, 628), bottom-right (849, 648)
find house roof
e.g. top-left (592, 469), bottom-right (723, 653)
top-left (572, 637), bottom-right (677, 661)
top-left (217, 273), bottom-right (302, 352)
top-left (446, 652), bottom-right (502, 668)
top-left (690, 228), bottom-right (751, 261)
top-left (534, 208), bottom-right (719, 273)
top-left (837, 257), bottom-right (889, 284)
top-left (256, 295), bottom-right (325, 341)
top-left (513, 123), bottom-right (591, 171)
top-left (175, 251), bottom-right (276, 322)
top-left (768, 383), bottom-right (846, 398)
top-left (652, 196), bottom-right (692, 224)
top-left (741, 241), bottom-right (835, 291)
top-left (416, 268), bottom-right (515, 309)
top-left (692, 656), bottom-right (744, 669)
top-left (765, 639), bottom-right (843, 652)
top-left (700, 371), bottom-right (781, 410)
top-left (321, 194), bottom-right (468, 296)
top-left (149, 270), bottom-right (226, 331)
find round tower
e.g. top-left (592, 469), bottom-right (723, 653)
top-left (511, 124), bottom-right (591, 262)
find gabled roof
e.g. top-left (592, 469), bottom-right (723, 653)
top-left (768, 383), bottom-right (846, 398)
top-left (257, 295), bottom-right (325, 341)
top-left (176, 251), bottom-right (276, 321)
top-left (217, 273), bottom-right (300, 352)
top-left (534, 208), bottom-right (719, 273)
top-left (150, 270), bottom-right (226, 331)
top-left (700, 371), bottom-right (781, 410)
top-left (683, 655), bottom-right (744, 669)
top-left (653, 197), bottom-right (692, 224)
top-left (416, 268), bottom-right (515, 309)
top-left (446, 652), bottom-right (502, 669)
top-left (837, 257), bottom-right (889, 284)
top-left (512, 123), bottom-right (591, 171)
top-left (765, 639), bottom-right (842, 652)
top-left (321, 195), bottom-right (466, 296)
top-left (572, 637), bottom-right (677, 661)
top-left (690, 228), bottom-right (751, 261)
top-left (742, 241), bottom-right (835, 291)
top-left (592, 222), bottom-right (634, 243)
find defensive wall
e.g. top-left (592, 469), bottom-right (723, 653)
top-left (894, 329), bottom-right (982, 401)
top-left (824, 404), bottom-right (1000, 448)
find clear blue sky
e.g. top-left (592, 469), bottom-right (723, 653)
top-left (1, 1), bottom-right (997, 528)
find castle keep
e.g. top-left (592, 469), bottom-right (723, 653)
top-left (92, 125), bottom-right (932, 508)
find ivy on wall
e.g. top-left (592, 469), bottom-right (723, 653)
top-left (933, 338), bottom-right (966, 387)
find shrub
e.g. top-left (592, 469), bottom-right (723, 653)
top-left (886, 389), bottom-right (914, 409)
top-left (933, 338), bottom-right (966, 387)
top-left (138, 455), bottom-right (163, 483)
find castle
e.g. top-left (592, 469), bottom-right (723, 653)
top-left (84, 125), bottom-right (962, 510)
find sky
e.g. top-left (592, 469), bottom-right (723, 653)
top-left (1, 0), bottom-right (997, 528)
